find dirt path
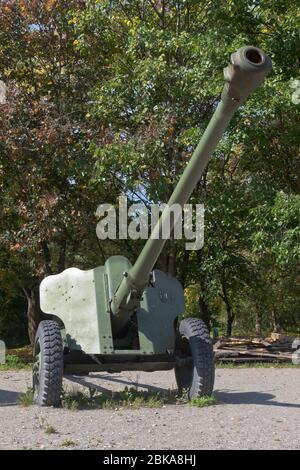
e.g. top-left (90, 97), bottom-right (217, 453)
top-left (0, 368), bottom-right (299, 450)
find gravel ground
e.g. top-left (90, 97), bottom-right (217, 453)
top-left (0, 368), bottom-right (299, 450)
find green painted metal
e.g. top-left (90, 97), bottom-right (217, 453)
top-left (40, 265), bottom-right (112, 354)
top-left (64, 361), bottom-right (175, 374)
top-left (40, 45), bottom-right (272, 366)
top-left (110, 46), bottom-right (272, 334)
top-left (40, 256), bottom-right (184, 355)
top-left (137, 269), bottom-right (184, 354)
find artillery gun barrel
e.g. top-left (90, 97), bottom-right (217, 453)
top-left (110, 46), bottom-right (272, 334)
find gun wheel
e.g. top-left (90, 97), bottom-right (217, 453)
top-left (175, 318), bottom-right (215, 399)
top-left (32, 320), bottom-right (63, 406)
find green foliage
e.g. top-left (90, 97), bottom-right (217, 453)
top-left (6, 354), bottom-right (20, 366)
top-left (0, 292), bottom-right (27, 347)
top-left (189, 395), bottom-right (218, 408)
top-left (62, 386), bottom-right (174, 410)
top-left (61, 439), bottom-right (76, 447)
top-left (217, 362), bottom-right (300, 369)
top-left (19, 387), bottom-right (34, 407)
top-left (0, 354), bottom-right (30, 370)
top-left (45, 425), bottom-right (57, 435)
top-left (0, 0), bottom-right (299, 342)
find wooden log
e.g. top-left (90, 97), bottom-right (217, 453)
top-left (216, 357), bottom-right (291, 363)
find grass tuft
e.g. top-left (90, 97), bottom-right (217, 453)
top-left (19, 387), bottom-right (34, 407)
top-left (0, 354), bottom-right (31, 371)
top-left (216, 361), bottom-right (299, 369)
top-left (189, 395), bottom-right (218, 408)
top-left (45, 425), bottom-right (57, 435)
top-left (62, 386), bottom-right (176, 410)
top-left (62, 439), bottom-right (75, 447)
top-left (61, 386), bottom-right (219, 410)
top-left (62, 390), bottom-right (88, 410)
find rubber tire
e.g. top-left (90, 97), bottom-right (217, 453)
top-left (33, 320), bottom-right (63, 406)
top-left (175, 318), bottom-right (215, 399)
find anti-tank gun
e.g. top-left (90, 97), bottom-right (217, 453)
top-left (33, 46), bottom-right (272, 406)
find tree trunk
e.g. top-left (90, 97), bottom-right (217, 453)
top-left (255, 307), bottom-right (263, 336)
top-left (58, 238), bottom-right (66, 273)
top-left (41, 241), bottom-right (52, 275)
top-left (196, 250), bottom-right (210, 329)
top-left (220, 275), bottom-right (234, 337)
top-left (177, 249), bottom-right (190, 289)
top-left (23, 288), bottom-right (40, 345)
top-left (271, 309), bottom-right (280, 333)
top-left (226, 306), bottom-right (234, 337)
top-left (166, 247), bottom-right (177, 277)
top-left (159, 243), bottom-right (177, 277)
top-left (199, 291), bottom-right (210, 330)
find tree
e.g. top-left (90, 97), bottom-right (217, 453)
top-left (0, 0), bottom-right (299, 344)
top-left (0, 0), bottom-right (117, 343)
top-left (74, 0), bottom-right (300, 335)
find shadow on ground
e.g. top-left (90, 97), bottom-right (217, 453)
top-left (67, 373), bottom-right (169, 394)
top-left (67, 375), bottom-right (300, 409)
top-left (0, 389), bottom-right (21, 406)
top-left (215, 390), bottom-right (300, 408)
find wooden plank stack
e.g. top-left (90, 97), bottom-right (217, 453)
top-left (214, 333), bottom-right (299, 363)
top-left (6, 345), bottom-right (32, 363)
